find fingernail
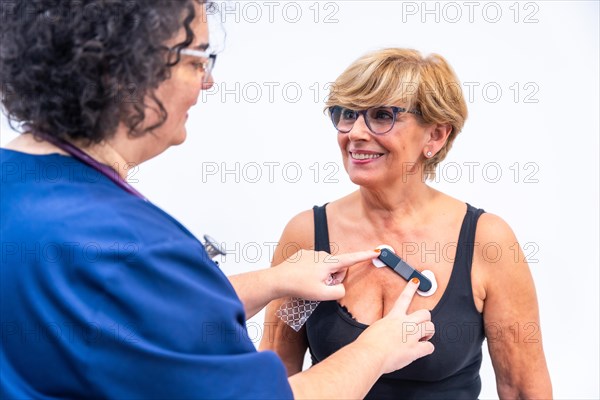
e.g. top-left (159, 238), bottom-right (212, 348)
top-left (374, 249), bottom-right (381, 253)
top-left (411, 277), bottom-right (420, 285)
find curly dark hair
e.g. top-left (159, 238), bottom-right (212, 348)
top-left (0, 0), bottom-right (205, 143)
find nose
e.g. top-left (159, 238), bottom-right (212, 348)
top-left (201, 71), bottom-right (214, 90)
top-left (347, 114), bottom-right (371, 141)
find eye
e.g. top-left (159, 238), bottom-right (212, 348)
top-left (341, 108), bottom-right (357, 120)
top-left (191, 61), bottom-right (205, 71)
top-left (183, 56), bottom-right (208, 71)
top-left (371, 108), bottom-right (394, 120)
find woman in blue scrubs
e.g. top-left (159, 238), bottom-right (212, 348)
top-left (0, 1), bottom-right (434, 398)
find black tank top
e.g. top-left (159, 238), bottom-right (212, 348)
top-left (306, 203), bottom-right (486, 400)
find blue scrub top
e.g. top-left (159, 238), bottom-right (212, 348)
top-left (0, 149), bottom-right (293, 399)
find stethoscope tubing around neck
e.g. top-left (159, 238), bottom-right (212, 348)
top-left (32, 131), bottom-right (230, 262)
top-left (36, 131), bottom-right (148, 201)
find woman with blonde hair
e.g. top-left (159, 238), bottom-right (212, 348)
top-left (261, 48), bottom-right (552, 399)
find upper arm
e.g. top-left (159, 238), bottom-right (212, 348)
top-left (259, 209), bottom-right (315, 376)
top-left (474, 213), bottom-right (552, 398)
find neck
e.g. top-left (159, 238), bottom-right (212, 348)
top-left (8, 128), bottom-right (143, 180)
top-left (358, 178), bottom-right (437, 225)
top-left (75, 138), bottom-right (131, 180)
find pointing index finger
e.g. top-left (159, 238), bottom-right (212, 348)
top-left (390, 278), bottom-right (420, 316)
top-left (327, 250), bottom-right (380, 271)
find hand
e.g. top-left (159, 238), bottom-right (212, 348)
top-left (357, 279), bottom-right (435, 375)
top-left (274, 249), bottom-right (378, 301)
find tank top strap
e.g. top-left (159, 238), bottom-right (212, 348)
top-left (312, 204), bottom-right (331, 253)
top-left (454, 203), bottom-right (486, 283)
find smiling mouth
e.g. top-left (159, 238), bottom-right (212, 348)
top-left (350, 152), bottom-right (383, 160)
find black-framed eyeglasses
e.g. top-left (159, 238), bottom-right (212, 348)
top-left (328, 105), bottom-right (421, 135)
top-left (173, 48), bottom-right (217, 81)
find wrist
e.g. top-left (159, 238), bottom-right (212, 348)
top-left (353, 325), bottom-right (388, 376)
top-left (267, 262), bottom-right (292, 300)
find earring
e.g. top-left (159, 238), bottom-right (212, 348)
top-left (426, 151), bottom-right (432, 158)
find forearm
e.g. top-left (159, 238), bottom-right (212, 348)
top-left (489, 323), bottom-right (553, 400)
top-left (228, 249), bottom-right (370, 319)
top-left (496, 365), bottom-right (552, 400)
top-left (228, 268), bottom-right (285, 319)
top-left (288, 339), bottom-right (385, 399)
top-left (497, 379), bottom-right (552, 400)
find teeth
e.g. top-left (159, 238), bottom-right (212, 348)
top-left (351, 152), bottom-right (382, 160)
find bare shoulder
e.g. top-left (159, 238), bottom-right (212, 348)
top-left (270, 209), bottom-right (315, 266)
top-left (474, 212), bottom-right (529, 280)
top-left (280, 209), bottom-right (314, 247)
top-left (476, 212), bottom-right (519, 249)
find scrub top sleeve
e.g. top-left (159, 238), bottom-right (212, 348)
top-left (76, 237), bottom-right (293, 399)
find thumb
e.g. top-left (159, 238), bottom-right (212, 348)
top-left (319, 281), bottom-right (346, 301)
top-left (331, 268), bottom-right (348, 284)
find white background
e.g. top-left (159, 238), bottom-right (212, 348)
top-left (1, 1), bottom-right (598, 398)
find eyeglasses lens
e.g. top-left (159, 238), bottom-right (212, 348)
top-left (331, 106), bottom-right (396, 134)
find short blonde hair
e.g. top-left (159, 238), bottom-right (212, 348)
top-left (326, 48), bottom-right (468, 180)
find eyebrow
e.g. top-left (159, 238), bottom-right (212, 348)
top-left (175, 42), bottom-right (213, 59)
top-left (193, 43), bottom-right (210, 51)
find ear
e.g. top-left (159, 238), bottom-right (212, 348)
top-left (425, 123), bottom-right (452, 156)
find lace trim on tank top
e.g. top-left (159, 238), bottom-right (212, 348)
top-left (337, 302), bottom-right (357, 321)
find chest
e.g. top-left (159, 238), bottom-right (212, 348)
top-left (327, 222), bottom-right (473, 324)
top-left (339, 247), bottom-right (456, 324)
